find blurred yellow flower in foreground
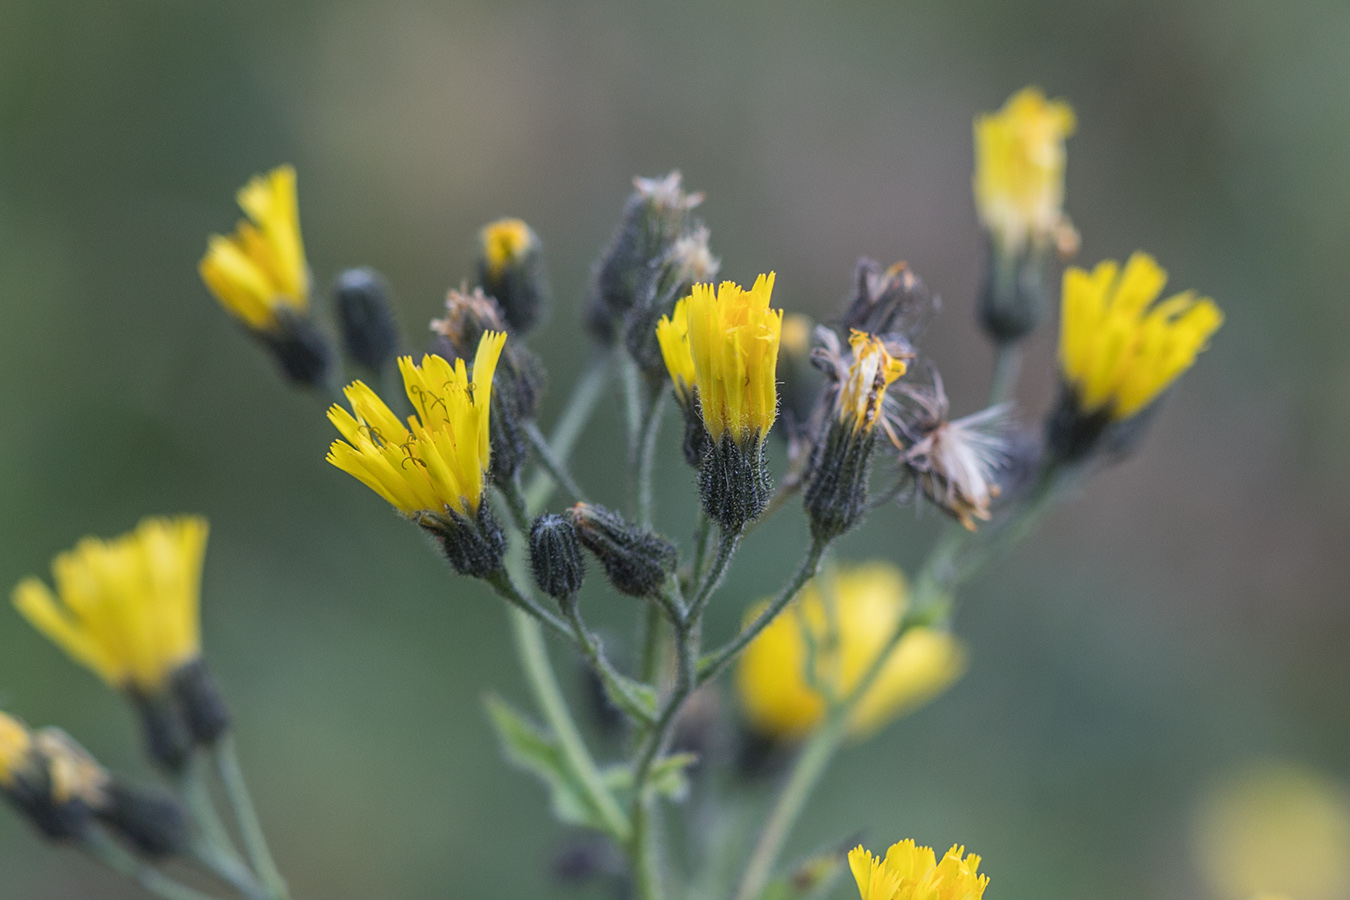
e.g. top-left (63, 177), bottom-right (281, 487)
top-left (1192, 761), bottom-right (1350, 900)
top-left (11, 517), bottom-right (208, 695)
top-left (735, 562), bottom-right (965, 740)
top-left (200, 165), bottom-right (311, 332)
top-left (973, 86), bottom-right (1075, 258)
top-left (849, 840), bottom-right (988, 900)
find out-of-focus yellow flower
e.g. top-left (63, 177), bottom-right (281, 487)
top-left (838, 331), bottom-right (907, 435)
top-left (1059, 252), bottom-right (1223, 420)
top-left (0, 711), bottom-right (32, 790)
top-left (1193, 762), bottom-right (1350, 900)
top-left (735, 562), bottom-right (965, 740)
top-left (849, 840), bottom-right (988, 900)
top-left (480, 218), bottom-right (534, 281)
top-left (656, 274), bottom-right (783, 445)
top-left (327, 331), bottom-right (506, 519)
top-left (11, 518), bottom-right (208, 695)
top-left (199, 165), bottom-right (310, 332)
top-left (973, 86), bottom-right (1075, 258)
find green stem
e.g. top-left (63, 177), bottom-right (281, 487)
top-left (214, 736), bottom-right (289, 900)
top-left (697, 541), bottom-right (826, 686)
top-left (179, 757), bottom-right (264, 899)
top-left (688, 514), bottom-right (715, 591)
top-left (687, 526), bottom-right (742, 624)
top-left (988, 342), bottom-right (1021, 406)
top-left (733, 712), bottom-right (849, 900)
top-left (510, 606), bottom-right (632, 840)
top-left (524, 420), bottom-right (587, 504)
top-left (483, 567), bottom-right (574, 638)
top-left (563, 600), bottom-right (657, 726)
top-left (637, 382), bottom-right (669, 528)
top-left (82, 827), bottom-right (227, 900)
top-left (637, 603), bottom-right (664, 686)
top-left (525, 351), bottom-right (612, 513)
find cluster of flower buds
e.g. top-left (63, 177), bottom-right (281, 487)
top-left (11, 517), bottom-right (231, 771)
top-left (590, 173), bottom-right (716, 374)
top-left (0, 712), bottom-right (191, 857)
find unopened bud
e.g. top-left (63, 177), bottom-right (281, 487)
top-left (568, 504), bottom-right (676, 598)
top-left (334, 267), bottom-right (400, 372)
top-left (978, 242), bottom-right (1048, 344)
top-left (99, 782), bottom-right (191, 858)
top-left (529, 514), bottom-right (586, 602)
top-left (803, 422), bottom-right (875, 542)
top-left (132, 692), bottom-right (193, 773)
top-left (624, 226), bottom-right (719, 376)
top-left (589, 172), bottom-right (702, 343)
top-left (423, 504), bottom-right (507, 579)
top-left (171, 660), bottom-right (231, 747)
top-left (478, 218), bottom-right (550, 333)
top-left (262, 310), bottom-right (336, 390)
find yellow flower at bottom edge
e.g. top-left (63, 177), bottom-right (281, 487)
top-left (327, 330), bottom-right (506, 521)
top-left (973, 85), bottom-right (1076, 258)
top-left (849, 840), bottom-right (988, 900)
top-left (1058, 252), bottom-right (1223, 420)
top-left (735, 562), bottom-right (965, 741)
top-left (11, 517), bottom-right (208, 696)
top-left (656, 273), bottom-right (782, 444)
top-left (199, 164), bottom-right (311, 333)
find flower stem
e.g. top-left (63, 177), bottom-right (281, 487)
top-left (564, 600), bottom-right (657, 726)
top-left (214, 735), bottom-right (289, 900)
top-left (636, 382), bottom-right (669, 528)
top-left (696, 540), bottom-right (826, 686)
top-left (525, 351), bottom-right (612, 514)
top-left (179, 755), bottom-right (265, 899)
top-left (687, 526), bottom-right (742, 624)
top-left (988, 341), bottom-right (1021, 406)
top-left (524, 419), bottom-right (588, 504)
top-left (510, 606), bottom-right (632, 840)
top-left (82, 827), bottom-right (227, 900)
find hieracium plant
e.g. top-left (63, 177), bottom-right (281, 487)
top-left (3, 86), bottom-right (1222, 900)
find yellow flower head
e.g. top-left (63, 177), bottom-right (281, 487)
top-left (1059, 252), bottom-right (1223, 420)
top-left (12, 517), bottom-right (208, 695)
top-left (974, 86), bottom-right (1076, 257)
top-left (199, 165), bottom-right (310, 332)
top-left (849, 841), bottom-right (988, 900)
top-left (327, 331), bottom-right (506, 519)
top-left (839, 331), bottom-right (907, 434)
top-left (736, 562), bottom-right (966, 740)
top-left (480, 218), bottom-right (535, 281)
top-left (656, 273), bottom-right (783, 444)
top-left (0, 711), bottom-right (34, 790)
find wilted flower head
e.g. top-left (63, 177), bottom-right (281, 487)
top-left (849, 840), bottom-right (988, 900)
top-left (887, 374), bottom-right (1011, 530)
top-left (736, 562), bottom-right (965, 740)
top-left (200, 165), bottom-right (310, 333)
top-left (973, 86), bottom-right (1076, 259)
top-left (837, 331), bottom-right (909, 435)
top-left (840, 259), bottom-right (940, 346)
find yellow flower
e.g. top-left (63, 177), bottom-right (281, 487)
top-left (327, 331), bottom-right (506, 519)
top-left (838, 331), bottom-right (907, 434)
top-left (1059, 252), bottom-right (1223, 420)
top-left (1193, 762), bottom-right (1350, 900)
top-left (656, 274), bottom-right (783, 444)
top-left (0, 711), bottom-right (33, 790)
top-left (199, 165), bottom-right (311, 332)
top-left (849, 840), bottom-right (988, 900)
top-left (480, 218), bottom-right (534, 281)
top-left (11, 518), bottom-right (208, 695)
top-left (735, 562), bottom-right (965, 740)
top-left (973, 86), bottom-right (1076, 258)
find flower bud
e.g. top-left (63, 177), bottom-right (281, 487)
top-left (567, 504), bottom-right (676, 598)
top-left (132, 692), bottom-right (193, 773)
top-left (624, 226), bottom-right (720, 377)
top-left (477, 218), bottom-right (551, 333)
top-left (334, 267), bottom-right (400, 372)
top-left (529, 514), bottom-right (586, 602)
top-left (699, 435), bottom-right (773, 533)
top-left (1, 716), bottom-right (98, 841)
top-left (99, 781), bottom-right (192, 858)
top-left (977, 244), bottom-right (1049, 344)
top-left (589, 172), bottom-right (703, 343)
top-left (423, 504), bottom-right (507, 579)
top-left (261, 310), bottom-right (337, 389)
top-left (171, 659), bottom-right (231, 747)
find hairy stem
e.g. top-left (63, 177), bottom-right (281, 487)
top-left (524, 419), bottom-right (588, 504)
top-left (82, 827), bottom-right (226, 900)
top-left (564, 600), bottom-right (657, 726)
top-left (525, 351), bottom-right (612, 513)
top-left (637, 382), bottom-right (669, 528)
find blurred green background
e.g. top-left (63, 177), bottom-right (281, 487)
top-left (2, 1), bottom-right (1348, 898)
